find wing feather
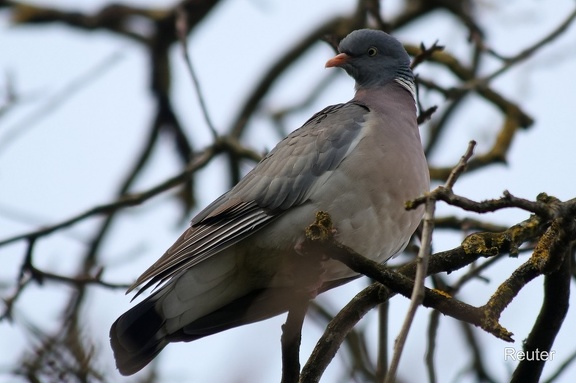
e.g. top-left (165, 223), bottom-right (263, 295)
top-left (129, 101), bottom-right (370, 295)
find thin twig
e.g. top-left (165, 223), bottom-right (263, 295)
top-left (425, 310), bottom-right (440, 383)
top-left (0, 241), bottom-right (37, 322)
top-left (0, 51), bottom-right (124, 155)
top-left (386, 141), bottom-right (476, 382)
top-left (466, 8), bottom-right (576, 89)
top-left (410, 41), bottom-right (445, 69)
top-left (385, 195), bottom-right (435, 383)
top-left (175, 6), bottom-right (218, 139)
top-left (445, 140), bottom-right (476, 189)
top-left (229, 16), bottom-right (346, 139)
top-left (26, 267), bottom-right (129, 290)
top-left (543, 347), bottom-right (576, 383)
top-left (407, 188), bottom-right (553, 218)
top-left (0, 145), bottom-right (217, 247)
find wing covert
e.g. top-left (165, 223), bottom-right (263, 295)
top-left (229, 101), bottom-right (369, 211)
top-left (129, 101), bottom-right (370, 295)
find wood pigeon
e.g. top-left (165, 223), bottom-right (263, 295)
top-left (110, 29), bottom-right (430, 375)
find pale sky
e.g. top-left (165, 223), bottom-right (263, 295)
top-left (1, 1), bottom-right (576, 382)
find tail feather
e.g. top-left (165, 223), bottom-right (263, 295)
top-left (110, 296), bottom-right (167, 376)
top-left (110, 287), bottom-right (299, 375)
top-left (176, 288), bottom-right (293, 340)
top-left (109, 275), bottom-right (358, 375)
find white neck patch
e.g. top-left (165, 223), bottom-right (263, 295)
top-left (394, 77), bottom-right (416, 102)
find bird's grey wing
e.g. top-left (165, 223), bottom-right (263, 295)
top-left (129, 101), bottom-right (370, 296)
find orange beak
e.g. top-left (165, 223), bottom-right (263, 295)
top-left (325, 53), bottom-right (350, 68)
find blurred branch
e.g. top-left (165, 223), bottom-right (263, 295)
top-left (410, 41), bottom-right (445, 70)
top-left (375, 300), bottom-right (389, 382)
top-left (434, 216), bottom-right (508, 233)
top-left (425, 309), bottom-right (440, 383)
top-left (459, 321), bottom-right (499, 383)
top-left (0, 238), bottom-right (128, 322)
top-left (0, 51), bottom-right (124, 155)
top-left (12, 317), bottom-right (105, 382)
top-left (229, 0), bottom-right (384, 141)
top-left (0, 144), bottom-right (215, 247)
top-left (0, 71), bottom-right (19, 120)
top-left (269, 72), bottom-right (339, 138)
top-left (0, 136), bottom-right (263, 248)
top-left (307, 301), bottom-right (376, 382)
top-left (281, 295), bottom-right (309, 383)
top-left (416, 105), bottom-right (438, 125)
top-left (390, 0), bottom-right (482, 39)
top-left (406, 39), bottom-right (539, 179)
top-left (423, 91), bottom-right (468, 157)
top-left (8, 0), bottom-right (220, 43)
top-left (176, 6), bottom-right (218, 140)
top-left (543, 346), bottom-right (576, 383)
top-left (469, 7), bottom-right (576, 88)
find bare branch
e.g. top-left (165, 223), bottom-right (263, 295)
top-left (468, 8), bottom-right (576, 88)
top-left (511, 244), bottom-right (572, 382)
top-left (0, 51), bottom-right (124, 155)
top-left (386, 141), bottom-right (475, 382)
top-left (425, 309), bottom-right (440, 383)
top-left (445, 140), bottom-right (476, 189)
top-left (410, 40), bottom-right (445, 69)
top-left (281, 296), bottom-right (309, 383)
top-left (176, 6), bottom-right (218, 140)
top-left (385, 196), bottom-right (435, 382)
top-left (0, 145), bottom-right (217, 247)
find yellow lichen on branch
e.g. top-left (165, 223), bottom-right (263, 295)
top-left (531, 220), bottom-right (560, 272)
top-left (305, 211), bottom-right (334, 241)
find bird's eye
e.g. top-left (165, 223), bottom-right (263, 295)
top-left (367, 47), bottom-right (378, 57)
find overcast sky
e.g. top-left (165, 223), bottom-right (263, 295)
top-left (2, 1), bottom-right (576, 382)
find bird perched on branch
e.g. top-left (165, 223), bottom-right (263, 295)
top-left (110, 29), bottom-right (429, 376)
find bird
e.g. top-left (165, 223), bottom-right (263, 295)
top-left (110, 28), bottom-right (430, 376)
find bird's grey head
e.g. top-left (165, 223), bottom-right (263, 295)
top-left (326, 29), bottom-right (414, 91)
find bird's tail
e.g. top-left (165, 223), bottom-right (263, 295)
top-left (110, 295), bottom-right (168, 376)
top-left (110, 286), bottom-right (303, 375)
top-left (109, 274), bottom-right (362, 376)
